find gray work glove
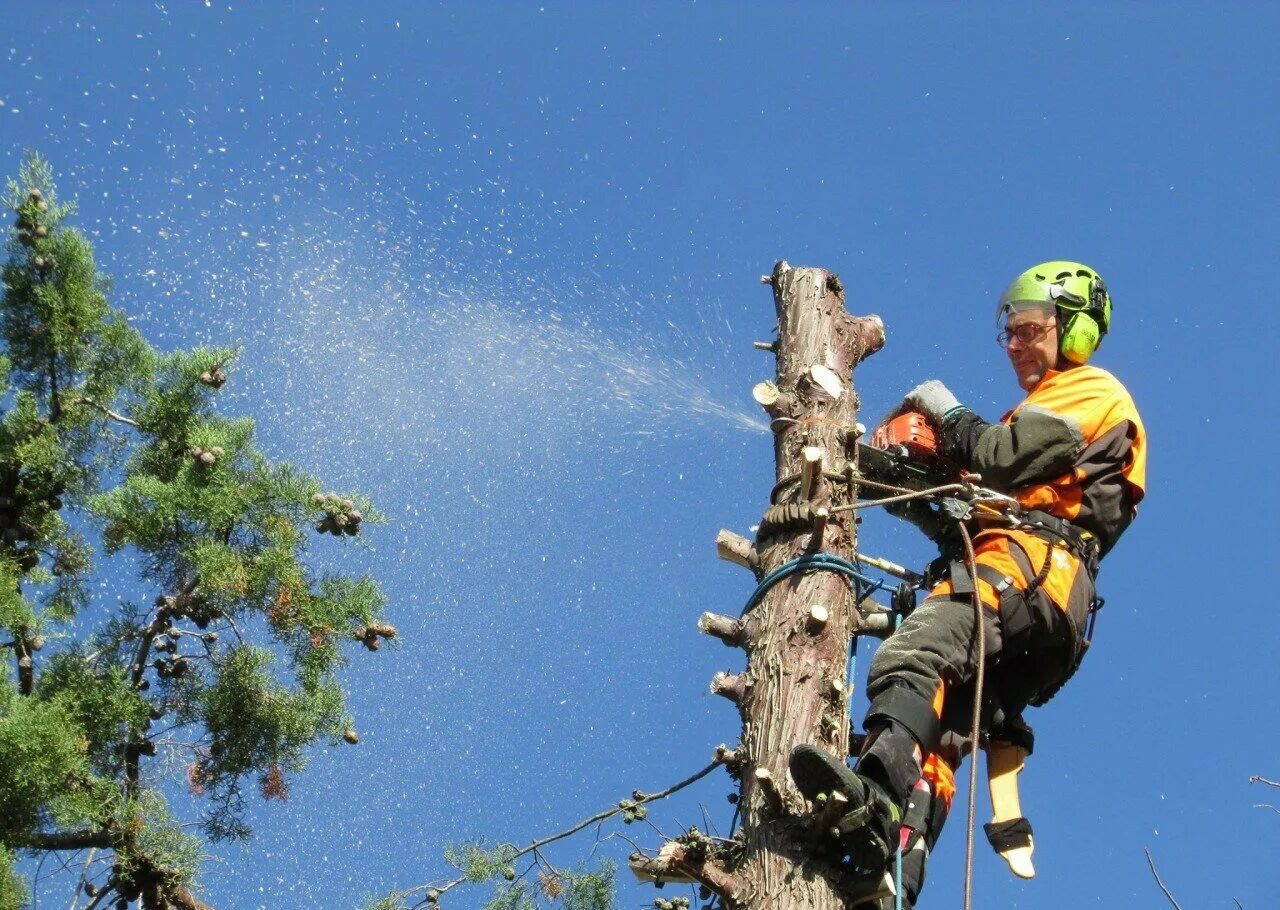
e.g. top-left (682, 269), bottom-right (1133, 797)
top-left (901, 379), bottom-right (966, 426)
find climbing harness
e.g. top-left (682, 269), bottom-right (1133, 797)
top-left (762, 455), bottom-right (1102, 909)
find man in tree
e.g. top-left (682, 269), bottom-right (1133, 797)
top-left (789, 262), bottom-right (1147, 907)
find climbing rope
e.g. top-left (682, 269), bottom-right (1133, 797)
top-left (740, 552), bottom-right (894, 617)
top-left (956, 522), bottom-right (984, 910)
top-left (834, 468), bottom-right (1010, 910)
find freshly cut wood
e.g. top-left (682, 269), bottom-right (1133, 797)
top-left (808, 363), bottom-right (844, 400)
top-left (811, 505), bottom-right (830, 545)
top-left (856, 608), bottom-right (894, 637)
top-left (711, 671), bottom-right (748, 704)
top-left (806, 604), bottom-right (829, 632)
top-left (716, 529), bottom-right (758, 570)
top-left (753, 767), bottom-right (785, 813)
top-left (629, 842), bottom-right (699, 884)
top-left (799, 446), bottom-right (825, 501)
top-left (699, 612), bottom-right (745, 647)
top-left (752, 381), bottom-right (780, 408)
top-left (714, 743), bottom-right (743, 769)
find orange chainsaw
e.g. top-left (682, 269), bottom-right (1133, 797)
top-left (858, 411), bottom-right (958, 490)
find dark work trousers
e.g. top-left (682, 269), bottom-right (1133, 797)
top-left (861, 559), bottom-right (1094, 907)
top-left (866, 569), bottom-right (1093, 739)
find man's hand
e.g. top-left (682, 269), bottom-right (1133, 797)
top-left (901, 379), bottom-right (966, 426)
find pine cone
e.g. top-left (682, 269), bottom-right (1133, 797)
top-left (342, 729), bottom-right (359, 745)
top-left (198, 450), bottom-right (216, 466)
top-left (33, 224), bottom-right (48, 238)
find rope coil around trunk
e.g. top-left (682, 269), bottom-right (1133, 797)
top-left (740, 553), bottom-right (893, 617)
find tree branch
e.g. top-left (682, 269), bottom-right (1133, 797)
top-left (1144, 848), bottom-right (1185, 910)
top-left (9, 831), bottom-right (114, 851)
top-left (1249, 775), bottom-right (1280, 789)
top-left (629, 850), bottom-right (739, 905)
top-left (71, 396), bottom-right (140, 429)
top-left (421, 756), bottom-right (728, 903)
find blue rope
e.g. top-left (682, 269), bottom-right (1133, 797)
top-left (894, 845), bottom-right (904, 910)
top-left (741, 553), bottom-right (892, 617)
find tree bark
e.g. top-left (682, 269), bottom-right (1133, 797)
top-left (715, 262), bottom-right (884, 910)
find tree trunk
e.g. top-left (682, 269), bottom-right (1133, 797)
top-left (719, 262), bottom-right (885, 909)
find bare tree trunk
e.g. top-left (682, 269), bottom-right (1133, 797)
top-left (734, 261), bottom-right (884, 910)
top-left (702, 263), bottom-right (886, 910)
top-left (635, 262), bottom-right (884, 909)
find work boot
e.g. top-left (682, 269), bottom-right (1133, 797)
top-left (789, 744), bottom-right (902, 870)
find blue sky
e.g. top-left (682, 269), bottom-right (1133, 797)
top-left (3, 3), bottom-right (1278, 908)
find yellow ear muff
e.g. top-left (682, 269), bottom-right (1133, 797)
top-left (1059, 311), bottom-right (1102, 364)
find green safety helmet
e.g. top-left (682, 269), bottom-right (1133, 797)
top-left (996, 261), bottom-right (1112, 365)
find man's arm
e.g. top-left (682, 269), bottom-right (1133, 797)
top-left (939, 406), bottom-right (1082, 491)
top-left (901, 380), bottom-right (1084, 492)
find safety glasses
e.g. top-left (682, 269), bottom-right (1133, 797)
top-left (996, 323), bottom-right (1055, 349)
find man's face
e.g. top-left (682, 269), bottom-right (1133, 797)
top-left (1004, 308), bottom-right (1060, 391)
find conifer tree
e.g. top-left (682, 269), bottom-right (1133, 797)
top-left (0, 153), bottom-right (391, 910)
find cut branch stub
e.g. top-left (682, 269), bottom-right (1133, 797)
top-left (752, 380), bottom-right (794, 418)
top-left (716, 529), bottom-right (759, 572)
top-left (753, 380), bottom-right (780, 408)
top-left (799, 446), bottom-right (826, 501)
top-left (698, 612), bottom-right (745, 648)
top-left (837, 312), bottom-right (887, 364)
top-left (710, 671), bottom-right (748, 704)
top-left (630, 846), bottom-right (741, 906)
top-left (856, 606), bottom-right (894, 637)
top-left (806, 604), bottom-right (829, 633)
top-left (714, 743), bottom-right (744, 770)
top-left (753, 767), bottom-right (786, 815)
top-left (811, 505), bottom-right (830, 547)
top-left (807, 364), bottom-right (844, 401)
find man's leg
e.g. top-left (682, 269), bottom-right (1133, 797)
top-left (859, 592), bottom-right (1001, 801)
top-left (790, 594), bottom-right (1000, 868)
top-left (894, 736), bottom-right (963, 908)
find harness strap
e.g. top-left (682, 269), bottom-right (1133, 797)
top-left (1021, 510), bottom-right (1101, 577)
top-left (975, 563), bottom-right (1036, 660)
